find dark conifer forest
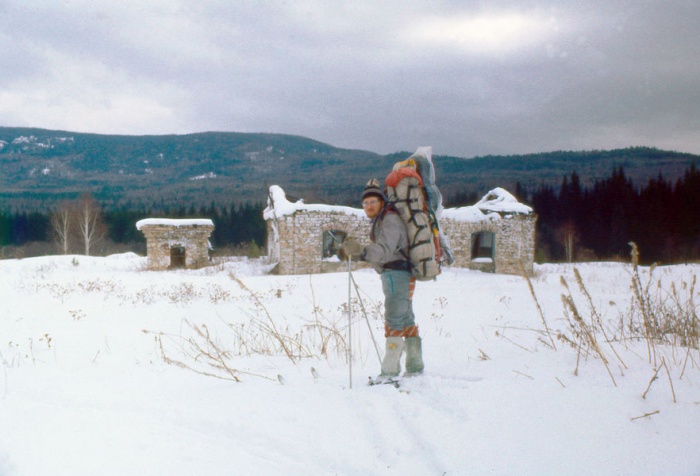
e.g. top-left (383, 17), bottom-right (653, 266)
top-left (521, 163), bottom-right (700, 264)
top-left (1, 163), bottom-right (698, 265)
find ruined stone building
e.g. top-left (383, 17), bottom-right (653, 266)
top-left (136, 218), bottom-right (214, 270)
top-left (439, 188), bottom-right (536, 275)
top-left (263, 185), bottom-right (536, 277)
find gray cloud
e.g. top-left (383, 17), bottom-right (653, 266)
top-left (1, 0), bottom-right (699, 157)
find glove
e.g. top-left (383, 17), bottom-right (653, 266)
top-left (338, 238), bottom-right (363, 261)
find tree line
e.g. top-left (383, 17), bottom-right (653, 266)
top-left (0, 198), bottom-right (267, 256)
top-left (524, 163), bottom-right (700, 264)
top-left (2, 163), bottom-right (699, 263)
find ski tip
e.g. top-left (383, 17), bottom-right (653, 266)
top-left (367, 376), bottom-right (400, 388)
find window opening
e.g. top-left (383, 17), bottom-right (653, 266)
top-left (471, 232), bottom-right (495, 261)
top-left (322, 230), bottom-right (347, 259)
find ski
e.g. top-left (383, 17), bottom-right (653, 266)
top-left (367, 376), bottom-right (400, 388)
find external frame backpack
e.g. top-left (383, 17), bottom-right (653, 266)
top-left (384, 147), bottom-right (453, 281)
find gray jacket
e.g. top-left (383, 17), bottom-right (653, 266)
top-left (361, 209), bottom-right (409, 274)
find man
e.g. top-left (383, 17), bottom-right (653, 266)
top-left (339, 178), bottom-right (424, 380)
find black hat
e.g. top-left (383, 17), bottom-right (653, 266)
top-left (362, 178), bottom-right (387, 202)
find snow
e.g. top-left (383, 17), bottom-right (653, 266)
top-left (264, 185), bottom-right (365, 219)
top-left (442, 187), bottom-right (533, 222)
top-left (471, 257), bottom-right (494, 263)
top-left (11, 136), bottom-right (35, 144)
top-left (1, 255), bottom-right (699, 475)
top-left (189, 172), bottom-right (217, 181)
top-left (441, 205), bottom-right (502, 222)
top-left (475, 187), bottom-right (533, 214)
top-left (135, 218), bottom-right (214, 229)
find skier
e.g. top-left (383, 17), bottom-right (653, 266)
top-left (338, 178), bottom-right (424, 381)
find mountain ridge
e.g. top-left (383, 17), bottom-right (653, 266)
top-left (1, 126), bottom-right (697, 209)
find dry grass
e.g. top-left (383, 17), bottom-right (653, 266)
top-left (523, 243), bottom-right (699, 399)
top-left (148, 273), bottom-right (364, 382)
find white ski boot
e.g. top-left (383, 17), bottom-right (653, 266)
top-left (404, 336), bottom-right (424, 376)
top-left (374, 336), bottom-right (404, 383)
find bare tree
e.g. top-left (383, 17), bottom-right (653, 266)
top-left (50, 202), bottom-right (74, 254)
top-left (556, 220), bottom-right (579, 263)
top-left (74, 193), bottom-right (106, 256)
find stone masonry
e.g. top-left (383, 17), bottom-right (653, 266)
top-left (136, 219), bottom-right (214, 270)
top-left (268, 211), bottom-right (372, 275)
top-left (267, 210), bottom-right (536, 276)
top-left (440, 214), bottom-right (537, 275)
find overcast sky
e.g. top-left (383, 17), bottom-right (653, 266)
top-left (1, 0), bottom-right (699, 157)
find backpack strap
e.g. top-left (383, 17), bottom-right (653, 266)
top-left (369, 204), bottom-right (396, 241)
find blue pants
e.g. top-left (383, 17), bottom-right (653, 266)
top-left (381, 270), bottom-right (417, 336)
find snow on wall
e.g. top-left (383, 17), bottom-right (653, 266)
top-left (264, 185), bottom-right (367, 220)
top-left (136, 218), bottom-right (215, 230)
top-left (474, 187), bottom-right (533, 214)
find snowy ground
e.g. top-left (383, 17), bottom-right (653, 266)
top-left (0, 254), bottom-right (699, 475)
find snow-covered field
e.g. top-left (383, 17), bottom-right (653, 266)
top-left (1, 254), bottom-right (698, 475)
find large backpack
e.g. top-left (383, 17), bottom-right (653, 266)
top-left (384, 147), bottom-right (453, 281)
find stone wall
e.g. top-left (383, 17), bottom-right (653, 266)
top-left (267, 210), bottom-right (536, 276)
top-left (268, 211), bottom-right (372, 275)
top-left (440, 214), bottom-right (537, 275)
top-left (139, 223), bottom-right (214, 270)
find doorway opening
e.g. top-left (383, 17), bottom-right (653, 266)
top-left (170, 245), bottom-right (186, 269)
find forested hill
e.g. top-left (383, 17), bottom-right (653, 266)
top-left (1, 127), bottom-right (698, 209)
top-left (416, 147), bottom-right (698, 201)
top-left (0, 127), bottom-right (385, 209)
